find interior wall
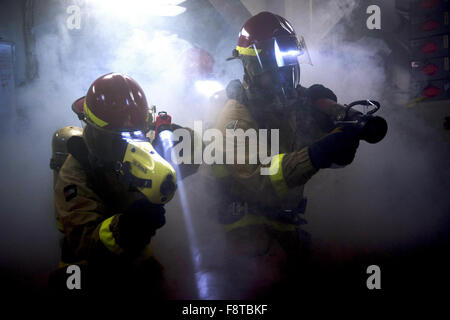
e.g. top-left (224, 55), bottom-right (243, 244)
top-left (0, 0), bottom-right (26, 86)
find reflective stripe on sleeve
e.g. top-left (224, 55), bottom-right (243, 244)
top-left (268, 153), bottom-right (289, 197)
top-left (99, 216), bottom-right (123, 255)
top-left (56, 219), bottom-right (64, 232)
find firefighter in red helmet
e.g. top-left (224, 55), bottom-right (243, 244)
top-left (182, 47), bottom-right (215, 80)
top-left (208, 12), bottom-right (361, 298)
top-left (177, 46), bottom-right (225, 126)
top-left (227, 11), bottom-right (308, 105)
top-left (50, 73), bottom-right (178, 295)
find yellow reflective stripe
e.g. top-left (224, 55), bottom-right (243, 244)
top-left (56, 219), bottom-right (64, 232)
top-left (84, 100), bottom-right (108, 128)
top-left (269, 154), bottom-right (289, 197)
top-left (99, 216), bottom-right (123, 255)
top-left (236, 46), bottom-right (261, 56)
top-left (58, 260), bottom-right (71, 268)
top-left (223, 213), bottom-right (296, 232)
top-left (138, 244), bottom-right (154, 260)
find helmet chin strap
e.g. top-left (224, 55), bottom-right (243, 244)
top-left (275, 88), bottom-right (288, 109)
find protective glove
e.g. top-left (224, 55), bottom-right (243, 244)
top-left (305, 84), bottom-right (338, 104)
top-left (117, 198), bottom-right (166, 251)
top-left (308, 126), bottom-right (360, 169)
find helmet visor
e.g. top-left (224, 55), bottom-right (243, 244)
top-left (240, 35), bottom-right (311, 77)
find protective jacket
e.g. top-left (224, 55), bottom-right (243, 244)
top-left (53, 123), bottom-right (198, 265)
top-left (211, 81), bottom-right (338, 233)
top-left (54, 147), bottom-right (152, 265)
top-left (204, 81), bottom-right (341, 298)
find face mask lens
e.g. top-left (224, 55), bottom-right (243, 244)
top-left (245, 36), bottom-right (304, 80)
top-left (255, 36), bottom-right (301, 71)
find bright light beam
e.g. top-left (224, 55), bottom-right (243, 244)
top-left (194, 80), bottom-right (224, 98)
top-left (158, 130), bottom-right (211, 299)
top-left (88, 0), bottom-right (186, 18)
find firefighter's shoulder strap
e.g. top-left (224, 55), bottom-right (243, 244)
top-left (66, 135), bottom-right (112, 203)
top-left (67, 135), bottom-right (90, 170)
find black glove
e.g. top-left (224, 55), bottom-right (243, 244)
top-left (306, 84), bottom-right (337, 104)
top-left (117, 198), bottom-right (166, 251)
top-left (308, 126), bottom-right (360, 169)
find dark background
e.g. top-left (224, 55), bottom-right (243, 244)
top-left (0, 0), bottom-right (449, 299)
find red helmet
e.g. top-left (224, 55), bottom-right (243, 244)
top-left (236, 11), bottom-right (297, 50)
top-left (82, 72), bottom-right (151, 133)
top-left (229, 12), bottom-right (309, 98)
top-left (71, 73), bottom-right (151, 162)
top-left (182, 47), bottom-right (215, 79)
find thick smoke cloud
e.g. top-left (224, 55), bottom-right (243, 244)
top-left (0, 0), bottom-right (204, 294)
top-left (1, 0), bottom-right (449, 297)
top-left (289, 3), bottom-right (450, 254)
top-left (0, 0), bottom-right (245, 297)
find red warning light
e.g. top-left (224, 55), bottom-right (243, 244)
top-left (421, 42), bottom-right (438, 54)
top-left (423, 85), bottom-right (440, 97)
top-left (422, 63), bottom-right (439, 76)
top-left (421, 20), bottom-right (440, 31)
top-left (421, 0), bottom-right (440, 9)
